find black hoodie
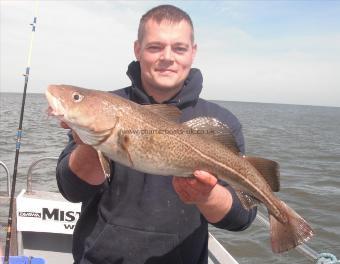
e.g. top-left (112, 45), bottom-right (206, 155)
top-left (56, 61), bottom-right (257, 264)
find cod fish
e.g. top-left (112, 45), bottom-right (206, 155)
top-left (46, 84), bottom-right (314, 253)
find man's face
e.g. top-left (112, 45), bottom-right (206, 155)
top-left (134, 19), bottom-right (197, 95)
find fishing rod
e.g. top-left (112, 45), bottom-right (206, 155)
top-left (3, 2), bottom-right (39, 263)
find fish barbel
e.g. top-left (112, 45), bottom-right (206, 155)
top-left (46, 84), bottom-right (314, 253)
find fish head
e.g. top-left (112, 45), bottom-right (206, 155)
top-left (46, 84), bottom-right (120, 132)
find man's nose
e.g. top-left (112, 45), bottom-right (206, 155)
top-left (160, 46), bottom-right (174, 61)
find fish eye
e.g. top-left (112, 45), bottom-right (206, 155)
top-left (72, 92), bottom-right (83, 102)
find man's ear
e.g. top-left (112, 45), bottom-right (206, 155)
top-left (192, 43), bottom-right (197, 61)
top-left (134, 40), bottom-right (141, 61)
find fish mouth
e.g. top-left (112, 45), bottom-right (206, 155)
top-left (45, 89), bottom-right (65, 118)
top-left (46, 106), bottom-right (64, 118)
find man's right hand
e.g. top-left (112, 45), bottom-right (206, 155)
top-left (60, 121), bottom-right (106, 185)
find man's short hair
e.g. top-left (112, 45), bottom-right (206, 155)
top-left (138, 4), bottom-right (194, 43)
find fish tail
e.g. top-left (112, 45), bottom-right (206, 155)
top-left (269, 201), bottom-right (314, 253)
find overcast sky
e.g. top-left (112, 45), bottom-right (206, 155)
top-left (1, 0), bottom-right (340, 107)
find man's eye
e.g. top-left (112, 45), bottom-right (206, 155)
top-left (174, 47), bottom-right (187, 53)
top-left (148, 46), bottom-right (161, 52)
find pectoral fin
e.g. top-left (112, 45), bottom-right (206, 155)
top-left (117, 130), bottom-right (134, 167)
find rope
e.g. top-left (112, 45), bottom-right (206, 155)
top-left (316, 253), bottom-right (340, 264)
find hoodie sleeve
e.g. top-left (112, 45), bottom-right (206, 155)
top-left (210, 185), bottom-right (257, 231)
top-left (56, 132), bottom-right (105, 203)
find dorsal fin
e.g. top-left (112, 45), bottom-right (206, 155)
top-left (142, 104), bottom-right (181, 122)
top-left (244, 156), bottom-right (280, 192)
top-left (183, 117), bottom-right (240, 154)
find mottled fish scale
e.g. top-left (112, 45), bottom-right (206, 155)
top-left (116, 107), bottom-right (287, 223)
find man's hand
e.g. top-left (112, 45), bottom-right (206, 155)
top-left (172, 170), bottom-right (217, 204)
top-left (172, 170), bottom-right (233, 223)
top-left (60, 121), bottom-right (106, 185)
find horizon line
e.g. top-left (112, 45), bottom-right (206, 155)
top-left (0, 91), bottom-right (339, 109)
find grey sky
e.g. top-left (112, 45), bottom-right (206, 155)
top-left (1, 1), bottom-right (340, 107)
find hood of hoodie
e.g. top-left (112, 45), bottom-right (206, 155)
top-left (126, 61), bottom-right (203, 109)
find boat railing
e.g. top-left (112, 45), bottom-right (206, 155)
top-left (26, 157), bottom-right (58, 194)
top-left (0, 160), bottom-right (11, 197)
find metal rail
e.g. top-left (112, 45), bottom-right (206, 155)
top-left (0, 161), bottom-right (11, 197)
top-left (26, 157), bottom-right (58, 194)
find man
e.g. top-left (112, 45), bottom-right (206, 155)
top-left (57, 5), bottom-right (257, 264)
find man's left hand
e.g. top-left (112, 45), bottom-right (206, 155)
top-left (172, 170), bottom-right (217, 204)
top-left (172, 170), bottom-right (233, 223)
